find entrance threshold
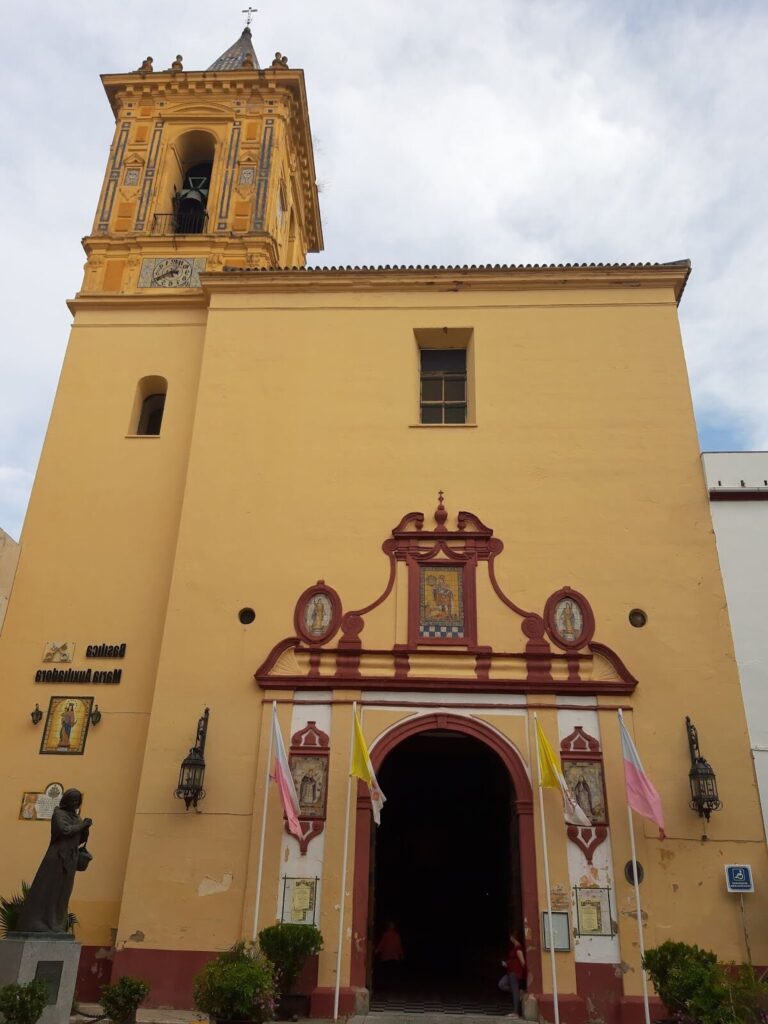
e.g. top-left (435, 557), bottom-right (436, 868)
top-left (351, 1013), bottom-right (524, 1023)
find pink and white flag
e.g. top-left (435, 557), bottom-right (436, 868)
top-left (619, 711), bottom-right (666, 840)
top-left (271, 706), bottom-right (302, 840)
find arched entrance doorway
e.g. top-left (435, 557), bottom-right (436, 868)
top-left (350, 713), bottom-right (541, 1009)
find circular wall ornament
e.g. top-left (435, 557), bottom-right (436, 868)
top-left (544, 586), bottom-right (595, 650)
top-left (294, 581), bottom-right (342, 646)
top-left (628, 608), bottom-right (648, 628)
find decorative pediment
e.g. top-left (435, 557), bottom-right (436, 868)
top-left (561, 725), bottom-right (601, 755)
top-left (255, 494), bottom-right (638, 696)
top-left (290, 720), bottom-right (330, 750)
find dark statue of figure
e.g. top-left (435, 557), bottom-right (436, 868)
top-left (16, 789), bottom-right (92, 934)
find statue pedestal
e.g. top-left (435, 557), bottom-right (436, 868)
top-left (0, 934), bottom-right (81, 1024)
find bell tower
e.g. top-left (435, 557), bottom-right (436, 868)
top-left (82, 26), bottom-right (323, 294)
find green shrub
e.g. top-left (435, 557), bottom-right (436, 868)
top-left (643, 940), bottom-right (768, 1024)
top-left (258, 923), bottom-right (323, 997)
top-left (193, 942), bottom-right (276, 1022)
top-left (99, 976), bottom-right (150, 1024)
top-left (0, 981), bottom-right (49, 1024)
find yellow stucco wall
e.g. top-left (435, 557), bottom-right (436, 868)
top-left (2, 264), bottom-right (764, 1004)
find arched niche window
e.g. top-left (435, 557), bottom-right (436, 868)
top-left (131, 376), bottom-right (168, 436)
top-left (155, 131), bottom-right (216, 235)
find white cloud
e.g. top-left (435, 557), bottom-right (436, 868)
top-left (1, 0), bottom-right (767, 537)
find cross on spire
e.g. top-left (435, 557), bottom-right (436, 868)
top-left (242, 6), bottom-right (258, 27)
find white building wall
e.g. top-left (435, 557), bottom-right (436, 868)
top-left (702, 452), bottom-right (768, 835)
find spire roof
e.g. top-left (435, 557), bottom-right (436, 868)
top-left (207, 26), bottom-right (260, 71)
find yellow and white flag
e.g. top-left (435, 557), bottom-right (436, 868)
top-left (350, 710), bottom-right (386, 824)
top-left (535, 719), bottom-right (592, 828)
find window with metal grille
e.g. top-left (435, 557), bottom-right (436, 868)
top-left (420, 349), bottom-right (467, 424)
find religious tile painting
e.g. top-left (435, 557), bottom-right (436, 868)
top-left (553, 598), bottom-right (583, 643)
top-left (419, 565), bottom-right (464, 639)
top-left (19, 782), bottom-right (64, 820)
top-left (562, 759), bottom-right (607, 825)
top-left (289, 754), bottom-right (329, 819)
top-left (303, 593), bottom-right (333, 639)
top-left (40, 697), bottom-right (93, 756)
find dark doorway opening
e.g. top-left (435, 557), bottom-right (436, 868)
top-left (371, 729), bottom-right (522, 1010)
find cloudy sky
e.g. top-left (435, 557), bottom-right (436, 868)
top-left (1, 1), bottom-right (766, 540)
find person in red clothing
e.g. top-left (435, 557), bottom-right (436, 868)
top-left (375, 920), bottom-right (404, 991)
top-left (498, 930), bottom-right (526, 1016)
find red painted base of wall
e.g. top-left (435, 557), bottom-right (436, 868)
top-left (537, 993), bottom-right (585, 1023)
top-left (309, 986), bottom-right (358, 1017)
top-left (575, 963), bottom-right (623, 1024)
top-left (619, 995), bottom-right (666, 1023)
top-left (76, 945), bottom-right (115, 1002)
top-left (111, 948), bottom-right (217, 1008)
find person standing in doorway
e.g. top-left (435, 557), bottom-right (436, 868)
top-left (375, 920), bottom-right (405, 991)
top-left (498, 930), bottom-right (525, 1016)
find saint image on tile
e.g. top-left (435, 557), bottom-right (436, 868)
top-left (304, 594), bottom-right (332, 638)
top-left (40, 698), bottom-right (93, 756)
top-left (554, 598), bottom-right (583, 642)
top-left (419, 565), bottom-right (464, 639)
top-left (562, 760), bottom-right (607, 824)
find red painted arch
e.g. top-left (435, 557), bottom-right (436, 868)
top-left (349, 712), bottom-right (542, 997)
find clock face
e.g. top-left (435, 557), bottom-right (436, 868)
top-left (152, 257), bottom-right (193, 287)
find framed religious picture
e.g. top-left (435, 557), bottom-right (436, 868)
top-left (40, 697), bottom-right (93, 755)
top-left (562, 759), bottom-right (607, 825)
top-left (544, 587), bottom-right (595, 650)
top-left (542, 910), bottom-right (570, 951)
top-left (19, 782), bottom-right (64, 820)
top-left (574, 887), bottom-right (613, 937)
top-left (289, 754), bottom-right (329, 819)
top-left (418, 563), bottom-right (465, 641)
top-left (294, 582), bottom-right (342, 645)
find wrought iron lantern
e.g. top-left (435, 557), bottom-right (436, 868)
top-left (686, 716), bottom-right (721, 822)
top-left (30, 704), bottom-right (43, 725)
top-left (175, 707), bottom-right (210, 810)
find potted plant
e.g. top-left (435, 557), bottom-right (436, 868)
top-left (193, 942), bottom-right (276, 1024)
top-left (99, 976), bottom-right (150, 1024)
top-left (258, 923), bottom-right (323, 1020)
top-left (0, 981), bottom-right (48, 1024)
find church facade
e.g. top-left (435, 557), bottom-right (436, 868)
top-left (1, 26), bottom-right (765, 1024)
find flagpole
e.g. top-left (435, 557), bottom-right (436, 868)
top-left (333, 700), bottom-right (357, 1021)
top-left (533, 713), bottom-right (560, 1024)
top-left (620, 710), bottom-right (651, 1024)
top-left (253, 700), bottom-right (277, 937)
top-left (627, 802), bottom-right (651, 1024)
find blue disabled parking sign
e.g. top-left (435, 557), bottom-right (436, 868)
top-left (725, 864), bottom-right (754, 893)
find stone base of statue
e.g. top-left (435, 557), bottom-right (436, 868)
top-left (0, 933), bottom-right (81, 1024)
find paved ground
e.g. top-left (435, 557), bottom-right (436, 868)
top-left (350, 1015), bottom-right (523, 1023)
top-left (73, 1005), bottom-right (525, 1024)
